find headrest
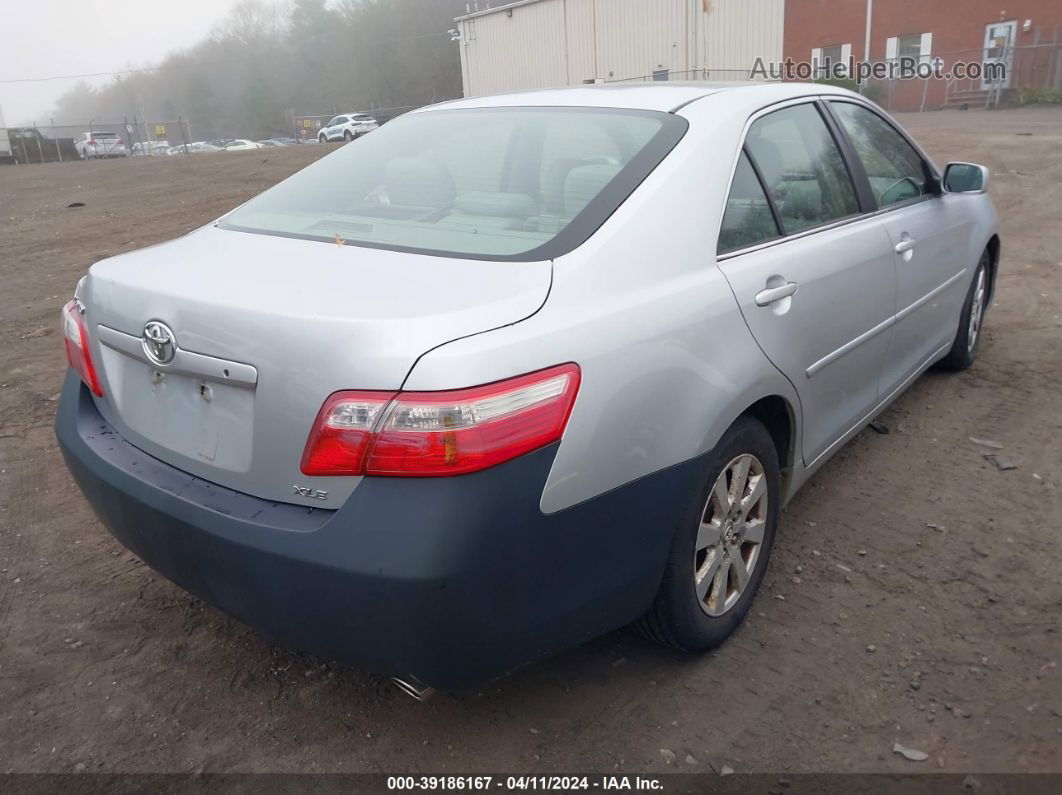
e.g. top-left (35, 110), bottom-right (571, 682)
top-left (385, 157), bottom-right (456, 208)
top-left (563, 163), bottom-right (621, 216)
top-left (748, 139), bottom-right (783, 189)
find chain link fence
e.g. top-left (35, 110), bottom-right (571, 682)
top-left (858, 42), bottom-right (1062, 112)
top-left (607, 42), bottom-right (1062, 113)
top-left (289, 102), bottom-right (444, 141)
top-left (3, 102), bottom-right (451, 164)
top-left (2, 117), bottom-right (193, 164)
top-left (606, 68), bottom-right (775, 84)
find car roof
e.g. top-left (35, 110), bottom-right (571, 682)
top-left (417, 81), bottom-right (857, 114)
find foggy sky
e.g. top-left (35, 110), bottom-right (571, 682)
top-left (0, 0), bottom-right (248, 124)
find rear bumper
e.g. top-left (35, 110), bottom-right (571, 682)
top-left (56, 371), bottom-right (706, 688)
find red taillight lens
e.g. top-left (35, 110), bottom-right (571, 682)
top-left (300, 364), bottom-right (580, 478)
top-left (367, 364), bottom-right (580, 476)
top-left (300, 391), bottom-right (396, 476)
top-left (62, 299), bottom-right (104, 397)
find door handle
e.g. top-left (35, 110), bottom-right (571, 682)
top-left (755, 281), bottom-right (799, 306)
top-left (894, 238), bottom-right (917, 254)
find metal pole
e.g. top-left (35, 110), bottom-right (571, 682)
top-left (139, 100), bottom-right (149, 151)
top-left (34, 123), bottom-right (44, 163)
top-left (864, 0), bottom-right (873, 61)
top-left (52, 117), bottom-right (62, 162)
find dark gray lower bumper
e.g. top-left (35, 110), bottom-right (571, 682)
top-left (56, 371), bottom-right (706, 688)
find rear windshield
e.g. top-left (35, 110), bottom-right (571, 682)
top-left (219, 107), bottom-right (686, 260)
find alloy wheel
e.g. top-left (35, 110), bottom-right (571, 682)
top-left (967, 267), bottom-right (987, 355)
top-left (694, 454), bottom-right (768, 617)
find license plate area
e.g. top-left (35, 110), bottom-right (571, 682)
top-left (98, 344), bottom-right (255, 472)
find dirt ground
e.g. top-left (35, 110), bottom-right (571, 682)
top-left (1, 108), bottom-right (1060, 776)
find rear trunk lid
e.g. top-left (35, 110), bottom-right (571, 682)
top-left (81, 225), bottom-right (552, 507)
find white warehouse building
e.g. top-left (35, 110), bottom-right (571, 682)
top-left (454, 0), bottom-right (784, 98)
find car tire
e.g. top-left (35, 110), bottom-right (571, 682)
top-left (935, 250), bottom-right (990, 372)
top-left (634, 415), bottom-right (780, 651)
top-left (343, 130), bottom-right (354, 141)
top-left (319, 134), bottom-right (327, 143)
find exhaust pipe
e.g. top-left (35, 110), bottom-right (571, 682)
top-left (391, 675), bottom-right (436, 702)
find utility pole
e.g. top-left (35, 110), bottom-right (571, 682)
top-left (52, 117), bottom-right (62, 162)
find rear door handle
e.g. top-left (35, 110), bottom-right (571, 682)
top-left (894, 238), bottom-right (917, 254)
top-left (755, 282), bottom-right (799, 306)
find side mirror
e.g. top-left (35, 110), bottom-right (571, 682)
top-left (943, 162), bottom-right (989, 194)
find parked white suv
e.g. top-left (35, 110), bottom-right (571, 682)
top-left (75, 132), bottom-right (129, 159)
top-left (318, 113), bottom-right (379, 142)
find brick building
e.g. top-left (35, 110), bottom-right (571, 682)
top-left (784, 0), bottom-right (1062, 110)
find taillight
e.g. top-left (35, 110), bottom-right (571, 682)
top-left (300, 364), bottom-right (580, 477)
top-left (62, 299), bottom-right (104, 397)
top-left (300, 391), bottom-right (396, 476)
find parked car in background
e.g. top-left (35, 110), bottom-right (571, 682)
top-left (75, 132), bottom-right (129, 159)
top-left (131, 141), bottom-right (170, 157)
top-left (318, 113), bottom-right (378, 142)
top-left (56, 83), bottom-right (999, 696)
top-left (166, 142), bottom-right (222, 155)
top-left (258, 138), bottom-right (299, 147)
top-left (223, 139), bottom-right (261, 151)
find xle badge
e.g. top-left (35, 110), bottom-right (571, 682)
top-left (293, 485), bottom-right (328, 501)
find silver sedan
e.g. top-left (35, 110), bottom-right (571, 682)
top-left (57, 82), bottom-right (998, 694)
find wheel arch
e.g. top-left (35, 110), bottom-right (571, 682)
top-left (985, 234), bottom-right (1001, 308)
top-left (740, 394), bottom-right (798, 503)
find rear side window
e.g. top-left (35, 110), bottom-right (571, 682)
top-left (538, 115), bottom-right (624, 215)
top-left (718, 151), bottom-right (781, 254)
top-left (830, 101), bottom-right (929, 207)
top-left (220, 107), bottom-right (686, 261)
top-left (745, 104), bottom-right (860, 235)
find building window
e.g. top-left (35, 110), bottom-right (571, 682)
top-left (897, 34), bottom-right (923, 60)
top-left (652, 68), bottom-right (669, 81)
top-left (886, 33), bottom-right (932, 63)
top-left (813, 44), bottom-right (849, 77)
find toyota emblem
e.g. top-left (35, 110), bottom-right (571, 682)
top-left (142, 320), bottom-right (177, 366)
